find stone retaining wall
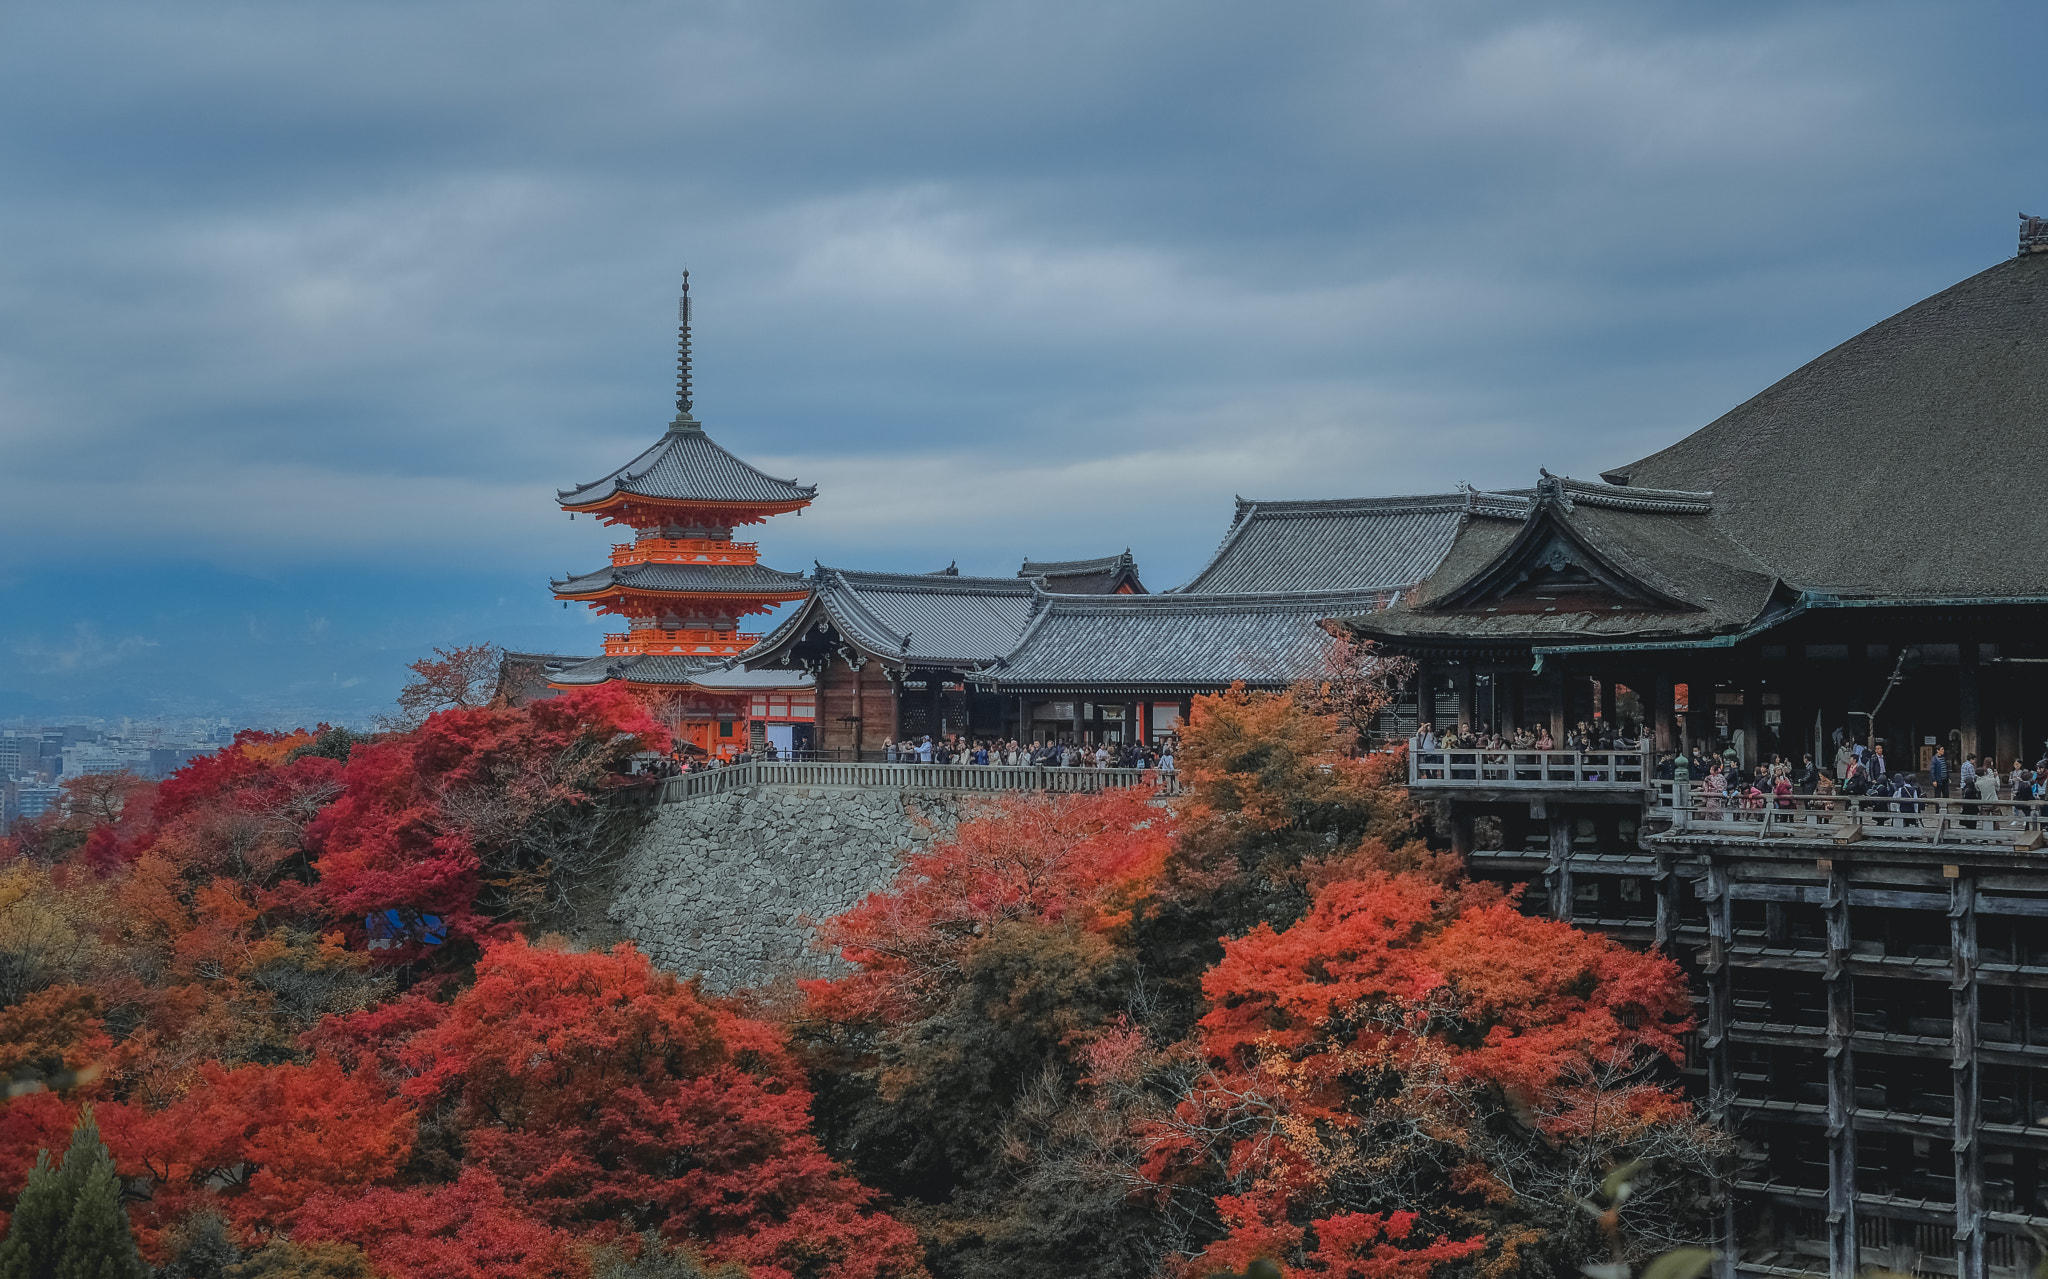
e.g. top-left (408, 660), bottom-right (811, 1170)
top-left (604, 784), bottom-right (971, 990)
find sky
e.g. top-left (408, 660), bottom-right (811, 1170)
top-left (2, 1), bottom-right (2044, 726)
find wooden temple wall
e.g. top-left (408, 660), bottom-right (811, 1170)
top-left (814, 657), bottom-right (898, 758)
top-left (1460, 807), bottom-right (2048, 1279)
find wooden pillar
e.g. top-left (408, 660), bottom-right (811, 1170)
top-left (1959, 643), bottom-right (1981, 762)
top-left (1822, 859), bottom-right (1859, 1279)
top-left (1741, 683), bottom-right (1762, 770)
top-left (1456, 664), bottom-right (1477, 735)
top-left (1598, 677), bottom-right (1617, 728)
top-left (1546, 811), bottom-right (1573, 922)
top-left (1449, 809), bottom-right (1475, 857)
top-left (1654, 673), bottom-right (1677, 752)
top-left (1994, 665), bottom-right (2021, 772)
top-left (1414, 660), bottom-right (1436, 737)
top-left (1952, 869), bottom-right (1984, 1279)
top-left (1548, 666), bottom-right (1568, 743)
top-left (849, 657), bottom-right (865, 761)
top-left (1652, 847), bottom-right (1676, 950)
top-left (1704, 857), bottom-right (1740, 1275)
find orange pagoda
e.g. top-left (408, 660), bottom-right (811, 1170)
top-left (542, 275), bottom-right (818, 758)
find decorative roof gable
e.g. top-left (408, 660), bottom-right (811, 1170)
top-left (1426, 473), bottom-right (1702, 614)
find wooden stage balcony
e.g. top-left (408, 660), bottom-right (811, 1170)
top-left (1653, 784), bottom-right (2048, 853)
top-left (1407, 741), bottom-right (1651, 801)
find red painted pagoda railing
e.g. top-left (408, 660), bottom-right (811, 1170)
top-left (610, 537), bottom-right (761, 566)
top-left (604, 629), bottom-right (760, 656)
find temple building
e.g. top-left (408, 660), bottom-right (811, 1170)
top-left (1341, 225), bottom-right (2048, 1279)
top-left (530, 276), bottom-right (818, 758)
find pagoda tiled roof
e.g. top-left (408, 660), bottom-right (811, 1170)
top-left (552, 560), bottom-right (808, 597)
top-left (981, 587), bottom-right (1397, 693)
top-left (542, 651), bottom-right (732, 687)
top-left (557, 419), bottom-right (817, 510)
top-left (542, 652), bottom-right (817, 690)
top-left (749, 567), bottom-right (1043, 669)
top-left (1172, 493), bottom-right (1483, 594)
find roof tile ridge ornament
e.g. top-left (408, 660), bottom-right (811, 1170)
top-left (2022, 212), bottom-right (2048, 256)
top-left (1457, 482), bottom-right (1530, 521)
top-left (669, 270), bottom-right (702, 434)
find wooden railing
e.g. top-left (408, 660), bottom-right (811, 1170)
top-left (603, 629), bottom-right (759, 655)
top-left (658, 761), bottom-right (1182, 804)
top-left (1408, 740), bottom-right (1651, 791)
top-left (1653, 780), bottom-right (2047, 849)
top-left (610, 537), bottom-right (760, 565)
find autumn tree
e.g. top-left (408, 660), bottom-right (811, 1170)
top-left (393, 938), bottom-right (924, 1279)
top-left (379, 643), bottom-right (505, 732)
top-left (1143, 868), bottom-right (1721, 1278)
top-left (1292, 633), bottom-right (1415, 753)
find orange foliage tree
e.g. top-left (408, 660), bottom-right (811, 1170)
top-left (790, 680), bottom-right (1720, 1279)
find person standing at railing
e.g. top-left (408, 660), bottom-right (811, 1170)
top-left (1929, 745), bottom-right (1948, 797)
top-left (1417, 723), bottom-right (1437, 751)
top-left (1702, 763), bottom-right (1725, 818)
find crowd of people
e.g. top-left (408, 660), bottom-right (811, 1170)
top-left (1414, 719), bottom-right (2047, 814)
top-left (880, 735), bottom-right (1176, 770)
top-left (1417, 720), bottom-right (1643, 753)
top-left (621, 735), bottom-right (1182, 776)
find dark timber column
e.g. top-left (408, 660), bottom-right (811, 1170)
top-left (1652, 847), bottom-right (1676, 949)
top-left (1703, 857), bottom-right (1738, 1275)
top-left (1548, 667), bottom-right (1568, 743)
top-left (1546, 810), bottom-right (1573, 922)
top-left (1456, 664), bottom-right (1476, 734)
top-left (1414, 661), bottom-right (1436, 737)
top-left (1654, 673), bottom-right (1677, 751)
top-left (1959, 642), bottom-right (1981, 762)
top-left (1822, 859), bottom-right (1859, 1278)
top-left (1951, 868), bottom-right (1984, 1279)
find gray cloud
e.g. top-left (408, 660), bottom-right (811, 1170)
top-left (0, 1), bottom-right (2043, 715)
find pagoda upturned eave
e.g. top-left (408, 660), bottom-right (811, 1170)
top-left (551, 560), bottom-right (810, 600)
top-left (556, 418), bottom-right (816, 524)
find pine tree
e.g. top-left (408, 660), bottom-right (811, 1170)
top-left (0, 1148), bottom-right (68, 1279)
top-left (0, 1107), bottom-right (145, 1279)
top-left (54, 1149), bottom-right (145, 1279)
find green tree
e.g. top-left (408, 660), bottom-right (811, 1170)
top-left (0, 1107), bottom-right (145, 1279)
top-left (0, 1148), bottom-right (70, 1278)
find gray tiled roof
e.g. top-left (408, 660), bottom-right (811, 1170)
top-left (1343, 475), bottom-right (1783, 648)
top-left (558, 420), bottom-right (817, 509)
top-left (1018, 550), bottom-right (1145, 594)
top-left (1173, 494), bottom-right (1485, 594)
top-left (1605, 249), bottom-right (2048, 598)
top-left (553, 561), bottom-right (808, 596)
top-left (983, 587), bottom-right (1399, 693)
top-left (542, 652), bottom-right (732, 687)
top-left (749, 567), bottom-right (1044, 668)
top-left (539, 652), bottom-right (815, 690)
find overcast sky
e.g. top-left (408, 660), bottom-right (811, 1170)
top-left (2, 1), bottom-right (2043, 723)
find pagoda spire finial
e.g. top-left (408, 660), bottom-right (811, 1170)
top-left (671, 270), bottom-right (699, 431)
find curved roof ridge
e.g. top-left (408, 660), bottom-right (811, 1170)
top-left (558, 421), bottom-right (817, 508)
top-left (1554, 475), bottom-right (1712, 514)
top-left (1019, 549), bottom-right (1135, 576)
top-left (1229, 492), bottom-right (1472, 517)
top-left (818, 565), bottom-right (1042, 593)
